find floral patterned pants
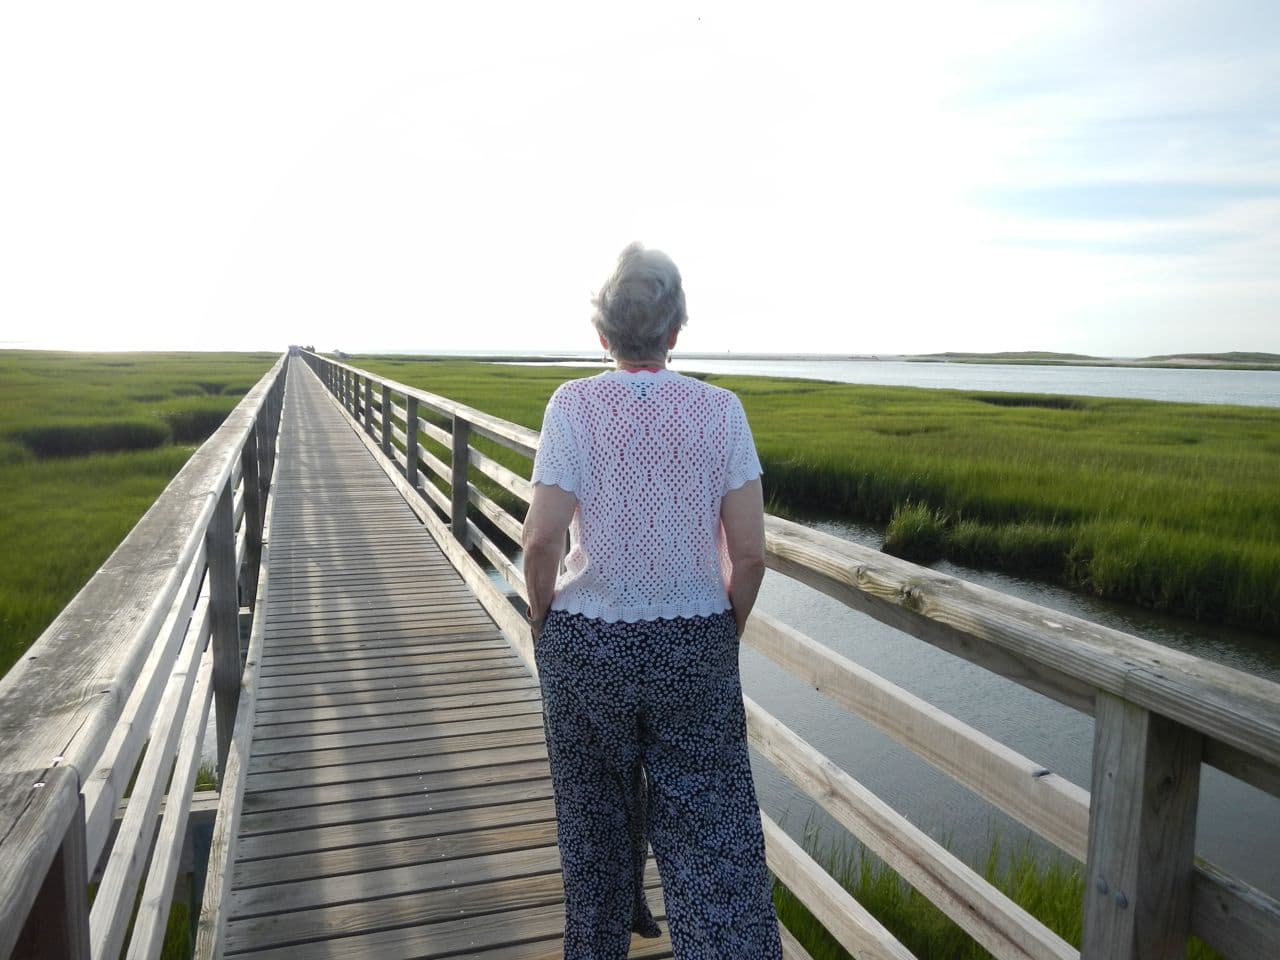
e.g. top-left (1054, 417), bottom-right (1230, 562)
top-left (535, 609), bottom-right (783, 960)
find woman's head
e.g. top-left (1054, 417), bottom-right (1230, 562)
top-left (591, 242), bottom-right (688, 362)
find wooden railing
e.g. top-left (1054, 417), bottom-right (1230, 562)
top-left (302, 350), bottom-right (1280, 960)
top-left (0, 355), bottom-right (287, 960)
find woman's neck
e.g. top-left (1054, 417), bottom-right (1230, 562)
top-left (614, 357), bottom-right (666, 372)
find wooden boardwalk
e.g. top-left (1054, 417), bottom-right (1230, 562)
top-left (225, 368), bottom-right (674, 958)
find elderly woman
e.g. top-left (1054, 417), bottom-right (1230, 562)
top-left (522, 243), bottom-right (782, 959)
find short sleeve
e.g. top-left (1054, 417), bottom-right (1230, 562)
top-left (531, 395), bottom-right (581, 494)
top-left (723, 396), bottom-right (763, 494)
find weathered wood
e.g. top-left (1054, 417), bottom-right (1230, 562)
top-left (239, 424), bottom-right (263, 608)
top-left (470, 445), bottom-right (533, 503)
top-left (416, 466), bottom-right (453, 516)
top-left (416, 443), bottom-right (451, 483)
top-left (1, 767), bottom-right (90, 960)
top-left (742, 611), bottom-right (1090, 861)
top-left (780, 924), bottom-right (817, 960)
top-left (194, 471), bottom-right (278, 960)
top-left (81, 542), bottom-right (206, 870)
top-left (207, 478), bottom-right (240, 778)
top-left (89, 604), bottom-right (211, 960)
top-left (415, 413), bottom-right (452, 448)
top-left (451, 415), bottom-right (471, 544)
top-left (468, 520), bottom-right (529, 602)
top-left (765, 516), bottom-right (1280, 780)
top-left (761, 812), bottom-right (915, 960)
top-left (379, 384), bottom-right (392, 455)
top-left (308, 354), bottom-right (539, 457)
top-left (403, 395), bottom-right (419, 488)
top-left (746, 697), bottom-right (1074, 960)
top-left (469, 483), bottom-right (524, 545)
top-left (1190, 859), bottom-right (1280, 960)
top-left (363, 376), bottom-right (374, 437)
top-left (125, 652), bottom-right (214, 960)
top-left (1081, 693), bottom-right (1201, 959)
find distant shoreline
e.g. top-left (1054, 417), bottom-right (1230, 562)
top-left (358, 349), bottom-right (1280, 372)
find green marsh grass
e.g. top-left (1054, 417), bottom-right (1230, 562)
top-left (0, 351), bottom-right (275, 677)
top-left (772, 828), bottom-right (1220, 959)
top-left (353, 356), bottom-right (1280, 635)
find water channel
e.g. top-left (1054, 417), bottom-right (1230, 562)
top-left (742, 516), bottom-right (1280, 897)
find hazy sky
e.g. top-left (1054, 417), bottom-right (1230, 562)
top-left (2, 2), bottom-right (1277, 357)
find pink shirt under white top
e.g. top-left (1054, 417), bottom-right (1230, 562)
top-left (531, 368), bottom-right (763, 623)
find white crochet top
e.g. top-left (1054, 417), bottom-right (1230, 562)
top-left (531, 368), bottom-right (763, 623)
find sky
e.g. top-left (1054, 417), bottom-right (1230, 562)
top-left (1, 1), bottom-right (1277, 357)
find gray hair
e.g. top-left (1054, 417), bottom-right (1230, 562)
top-left (591, 242), bottom-right (688, 362)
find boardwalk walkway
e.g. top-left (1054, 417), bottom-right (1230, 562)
top-left (224, 366), bottom-right (673, 958)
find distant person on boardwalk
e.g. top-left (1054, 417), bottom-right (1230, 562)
top-left (522, 242), bottom-right (783, 958)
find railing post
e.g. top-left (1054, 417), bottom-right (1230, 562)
top-left (364, 377), bottom-right (375, 438)
top-left (6, 769), bottom-right (90, 959)
top-left (1081, 693), bottom-right (1201, 960)
top-left (239, 425), bottom-right (263, 610)
top-left (451, 415), bottom-right (471, 544)
top-left (207, 479), bottom-right (240, 780)
top-left (404, 396), bottom-right (419, 489)
top-left (380, 385), bottom-right (392, 455)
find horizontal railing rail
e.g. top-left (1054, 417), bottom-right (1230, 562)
top-left (0, 354), bottom-right (288, 960)
top-left (301, 350), bottom-right (1280, 960)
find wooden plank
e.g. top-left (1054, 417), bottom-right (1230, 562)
top-left (81, 542), bottom-right (207, 870)
top-left (468, 521), bottom-right (529, 602)
top-left (1081, 693), bottom-right (1200, 959)
top-left (228, 844), bottom-right (561, 920)
top-left (0, 767), bottom-right (89, 960)
top-left (414, 413), bottom-right (452, 448)
top-left (237, 795), bottom-right (556, 864)
top-left (251, 687), bottom-right (543, 739)
top-left (208, 478), bottom-right (240, 778)
top-left (470, 445), bottom-right (533, 503)
top-left (248, 724), bottom-right (546, 780)
top-left (403, 395), bottom-right (419, 488)
top-left (227, 861), bottom-right (569, 952)
top-left (248, 709), bottom-right (543, 762)
top-left (469, 483), bottom-right (524, 545)
top-left (1190, 859), bottom-right (1280, 960)
top-left (241, 745), bottom-right (549, 811)
top-left (743, 611), bottom-right (1090, 861)
top-left (451, 415), bottom-right (471, 543)
top-left (379, 383), bottom-right (392, 455)
top-left (761, 813), bottom-right (915, 960)
top-left (251, 679), bottom-right (541, 724)
top-left (260, 639), bottom-right (512, 671)
top-left (224, 891), bottom-right (663, 960)
top-left (89, 610), bottom-right (213, 960)
top-left (746, 697), bottom-right (1074, 960)
top-left (765, 515), bottom-right (1280, 782)
top-left (245, 736), bottom-right (547, 792)
top-left (233, 817), bottom-right (560, 889)
top-left (237, 773), bottom-right (555, 836)
top-left (780, 924), bottom-right (817, 960)
top-left (125, 653), bottom-right (215, 960)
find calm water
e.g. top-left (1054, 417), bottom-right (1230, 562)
top-left (743, 518), bottom-right (1280, 896)
top-left (513, 357), bottom-right (1280, 407)
top-left (668, 358), bottom-right (1280, 407)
